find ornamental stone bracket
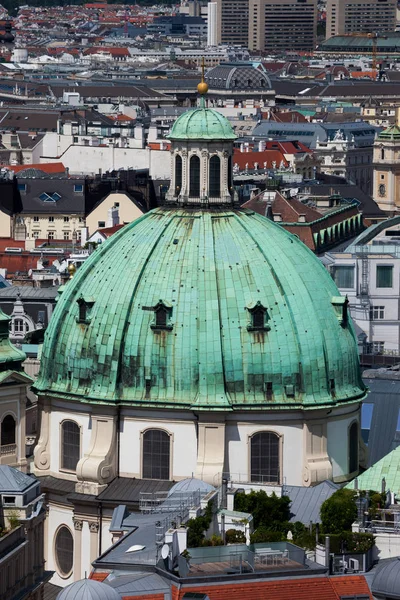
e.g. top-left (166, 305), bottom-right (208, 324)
top-left (33, 398), bottom-right (51, 473)
top-left (73, 518), bottom-right (83, 531)
top-left (75, 413), bottom-right (117, 495)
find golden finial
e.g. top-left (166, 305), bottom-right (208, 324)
top-left (197, 56), bottom-right (208, 96)
top-left (68, 263), bottom-right (76, 279)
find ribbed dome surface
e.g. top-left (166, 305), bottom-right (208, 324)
top-left (169, 107), bottom-right (236, 141)
top-left (56, 579), bottom-right (119, 600)
top-left (34, 207), bottom-right (365, 410)
top-left (168, 478), bottom-right (214, 496)
top-left (372, 558), bottom-right (400, 599)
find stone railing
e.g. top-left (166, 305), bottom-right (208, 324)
top-left (0, 444), bottom-right (16, 456)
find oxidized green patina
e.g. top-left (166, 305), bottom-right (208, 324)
top-left (169, 106), bottom-right (237, 141)
top-left (34, 207), bottom-right (366, 409)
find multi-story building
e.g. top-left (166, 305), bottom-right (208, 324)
top-left (326, 0), bottom-right (396, 40)
top-left (326, 216), bottom-right (400, 355)
top-left (372, 113), bottom-right (400, 212)
top-left (215, 0), bottom-right (317, 51)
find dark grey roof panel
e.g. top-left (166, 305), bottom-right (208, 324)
top-left (285, 480), bottom-right (339, 524)
top-left (97, 477), bottom-right (173, 503)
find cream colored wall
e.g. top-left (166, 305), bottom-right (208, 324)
top-left (86, 192), bottom-right (144, 236)
top-left (0, 209), bottom-right (11, 237)
top-left (22, 214), bottom-right (84, 241)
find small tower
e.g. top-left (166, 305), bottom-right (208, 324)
top-left (166, 60), bottom-right (236, 206)
top-left (0, 309), bottom-right (33, 471)
top-left (373, 107), bottom-right (400, 212)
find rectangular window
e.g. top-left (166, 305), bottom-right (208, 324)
top-left (369, 306), bottom-right (385, 320)
top-left (48, 231), bottom-right (55, 240)
top-left (361, 403), bottom-right (374, 444)
top-left (63, 231), bottom-right (70, 240)
top-left (333, 265), bottom-right (355, 288)
top-left (64, 216), bottom-right (69, 223)
top-left (372, 341), bottom-right (384, 354)
top-left (18, 183), bottom-right (26, 192)
top-left (74, 184), bottom-right (83, 193)
top-left (98, 221), bottom-right (105, 228)
top-left (377, 265), bottom-right (393, 288)
top-left (2, 496), bottom-right (16, 505)
top-left (73, 136), bottom-right (79, 143)
top-left (48, 216), bottom-right (54, 223)
top-left (33, 231), bottom-right (40, 239)
top-left (33, 216), bottom-right (39, 222)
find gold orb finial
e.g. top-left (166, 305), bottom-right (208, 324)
top-left (68, 263), bottom-right (76, 279)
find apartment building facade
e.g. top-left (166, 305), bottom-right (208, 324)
top-left (326, 0), bottom-right (396, 39)
top-left (216, 0), bottom-right (317, 51)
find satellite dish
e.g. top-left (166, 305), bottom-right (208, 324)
top-left (161, 544), bottom-right (169, 559)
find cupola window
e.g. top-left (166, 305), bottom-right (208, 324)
top-left (209, 155), bottom-right (221, 197)
top-left (250, 431), bottom-right (280, 484)
top-left (144, 300), bottom-right (173, 331)
top-left (175, 154), bottom-right (182, 196)
top-left (381, 148), bottom-right (385, 160)
top-left (189, 155), bottom-right (200, 197)
top-left (331, 296), bottom-right (349, 326)
top-left (142, 429), bottom-right (171, 480)
top-left (246, 301), bottom-right (271, 331)
top-left (76, 296), bottom-right (95, 324)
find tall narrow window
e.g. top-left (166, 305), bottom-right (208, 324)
top-left (250, 432), bottom-right (280, 484)
top-left (209, 155), bottom-right (221, 197)
top-left (1, 415), bottom-right (16, 446)
top-left (61, 420), bottom-right (80, 471)
top-left (349, 422), bottom-right (359, 474)
top-left (175, 155), bottom-right (182, 196)
top-left (228, 156), bottom-right (233, 195)
top-left (142, 429), bottom-right (170, 480)
top-left (189, 155), bottom-right (200, 197)
top-left (381, 148), bottom-right (385, 160)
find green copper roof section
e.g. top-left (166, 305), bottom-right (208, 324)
top-left (34, 207), bottom-right (365, 410)
top-left (0, 309), bottom-right (26, 366)
top-left (378, 125), bottom-right (400, 140)
top-left (169, 107), bottom-right (236, 141)
top-left (345, 445), bottom-right (400, 494)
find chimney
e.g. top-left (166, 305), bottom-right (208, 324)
top-left (258, 140), bottom-right (266, 152)
top-left (107, 205), bottom-right (120, 228)
top-left (396, 107), bottom-right (400, 127)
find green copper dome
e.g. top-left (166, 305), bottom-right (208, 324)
top-left (34, 208), bottom-right (365, 410)
top-left (169, 106), bottom-right (236, 141)
top-left (378, 125), bottom-right (400, 140)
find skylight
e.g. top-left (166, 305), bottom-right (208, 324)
top-left (39, 192), bottom-right (61, 202)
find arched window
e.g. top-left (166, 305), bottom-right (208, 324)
top-left (189, 155), bottom-right (200, 197)
top-left (228, 156), bottom-right (233, 194)
top-left (1, 415), bottom-right (16, 446)
top-left (175, 154), bottom-right (182, 196)
top-left (349, 422), bottom-right (359, 474)
top-left (209, 155), bottom-right (221, 197)
top-left (381, 148), bottom-right (385, 160)
top-left (61, 421), bottom-right (80, 472)
top-left (55, 526), bottom-right (73, 577)
top-left (143, 429), bottom-right (170, 480)
top-left (251, 431), bottom-right (280, 483)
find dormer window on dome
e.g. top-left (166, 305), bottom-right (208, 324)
top-left (76, 296), bottom-right (95, 324)
top-left (246, 301), bottom-right (271, 331)
top-left (331, 296), bottom-right (349, 327)
top-left (146, 300), bottom-right (173, 331)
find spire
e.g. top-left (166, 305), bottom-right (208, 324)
top-left (197, 56), bottom-right (208, 108)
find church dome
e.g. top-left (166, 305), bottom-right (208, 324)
top-left (169, 106), bottom-right (236, 141)
top-left (56, 579), bottom-right (119, 600)
top-left (372, 558), bottom-right (400, 599)
top-left (34, 207), bottom-right (365, 410)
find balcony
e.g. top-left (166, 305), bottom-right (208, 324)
top-left (0, 444), bottom-right (16, 456)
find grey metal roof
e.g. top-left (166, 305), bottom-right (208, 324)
top-left (17, 177), bottom-right (86, 215)
top-left (0, 287), bottom-right (59, 300)
top-left (56, 579), bottom-right (120, 600)
top-left (36, 475), bottom-right (75, 495)
top-left (372, 557), bottom-right (400, 599)
top-left (361, 373), bottom-right (400, 467)
top-left (43, 583), bottom-right (62, 600)
top-left (97, 477), bottom-right (173, 504)
top-left (106, 573), bottom-right (170, 596)
top-left (285, 480), bottom-right (339, 524)
top-left (0, 465), bottom-right (38, 493)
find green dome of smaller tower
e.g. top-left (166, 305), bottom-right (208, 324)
top-left (169, 106), bottom-right (236, 141)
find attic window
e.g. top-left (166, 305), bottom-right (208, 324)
top-left (246, 301), bottom-right (271, 331)
top-left (331, 296), bottom-right (349, 326)
top-left (74, 184), bottom-right (83, 193)
top-left (76, 296), bottom-right (95, 324)
top-left (144, 300), bottom-right (173, 331)
top-left (39, 192), bottom-right (61, 202)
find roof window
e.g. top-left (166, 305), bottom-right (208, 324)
top-left (76, 296), bottom-right (95, 324)
top-left (143, 300), bottom-right (173, 331)
top-left (246, 301), bottom-right (271, 331)
top-left (40, 191), bottom-right (61, 202)
top-left (331, 296), bottom-right (349, 326)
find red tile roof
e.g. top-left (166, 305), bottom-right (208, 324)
top-left (89, 571), bottom-right (109, 582)
top-left (7, 162), bottom-right (66, 174)
top-left (233, 149), bottom-right (288, 170)
top-left (170, 575), bottom-right (372, 600)
top-left (96, 224), bottom-right (125, 237)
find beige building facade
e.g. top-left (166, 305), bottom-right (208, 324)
top-left (85, 191), bottom-right (144, 236)
top-left (372, 113), bottom-right (400, 212)
top-left (216, 0), bottom-right (317, 51)
top-left (326, 0), bottom-right (396, 39)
